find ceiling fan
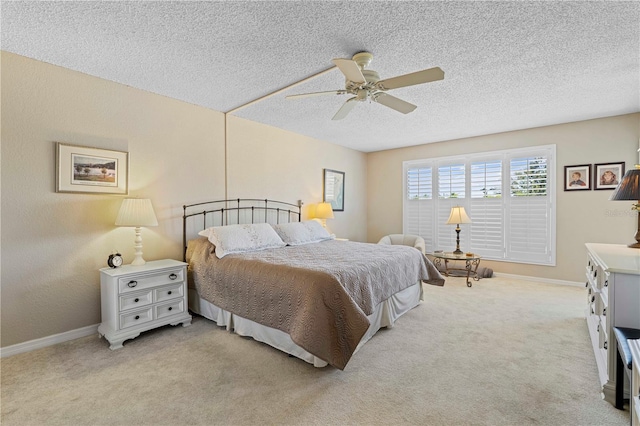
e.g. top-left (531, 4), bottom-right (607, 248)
top-left (286, 52), bottom-right (444, 120)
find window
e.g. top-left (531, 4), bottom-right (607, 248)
top-left (405, 167), bottom-right (434, 248)
top-left (403, 145), bottom-right (556, 265)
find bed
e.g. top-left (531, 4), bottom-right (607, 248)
top-left (184, 199), bottom-right (444, 370)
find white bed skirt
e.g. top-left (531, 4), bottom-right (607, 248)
top-left (188, 281), bottom-right (424, 368)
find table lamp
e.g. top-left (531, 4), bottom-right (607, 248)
top-left (446, 206), bottom-right (472, 255)
top-left (115, 198), bottom-right (158, 265)
top-left (315, 202), bottom-right (334, 228)
top-left (609, 164), bottom-right (640, 248)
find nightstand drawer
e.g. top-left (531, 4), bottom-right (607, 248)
top-left (154, 283), bottom-right (184, 303)
top-left (156, 300), bottom-right (185, 320)
top-left (118, 268), bottom-right (184, 294)
top-left (119, 290), bottom-right (153, 311)
top-left (120, 308), bottom-right (153, 329)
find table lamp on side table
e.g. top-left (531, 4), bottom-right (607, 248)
top-left (314, 202), bottom-right (334, 229)
top-left (446, 206), bottom-right (472, 255)
top-left (115, 198), bottom-right (158, 265)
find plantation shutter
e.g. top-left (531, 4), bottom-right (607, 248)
top-left (469, 159), bottom-right (504, 258)
top-left (403, 145), bottom-right (555, 265)
top-left (507, 156), bottom-right (553, 264)
top-left (404, 165), bottom-right (434, 249)
top-left (437, 163), bottom-right (467, 252)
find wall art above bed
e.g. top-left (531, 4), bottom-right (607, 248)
top-left (323, 168), bottom-right (345, 211)
top-left (56, 142), bottom-right (128, 194)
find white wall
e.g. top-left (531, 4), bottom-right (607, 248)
top-left (367, 113), bottom-right (640, 282)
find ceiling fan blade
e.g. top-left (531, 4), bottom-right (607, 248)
top-left (373, 93), bottom-right (417, 114)
top-left (332, 97), bottom-right (359, 120)
top-left (376, 67), bottom-right (444, 90)
top-left (332, 58), bottom-right (366, 84)
top-left (286, 90), bottom-right (346, 100)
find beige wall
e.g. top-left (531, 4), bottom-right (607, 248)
top-left (0, 52), bottom-right (368, 348)
top-left (226, 116), bottom-right (367, 242)
top-left (1, 51), bottom-right (636, 348)
top-left (367, 113), bottom-right (640, 282)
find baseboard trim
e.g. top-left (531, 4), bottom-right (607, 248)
top-left (0, 324), bottom-right (99, 358)
top-left (493, 272), bottom-right (583, 287)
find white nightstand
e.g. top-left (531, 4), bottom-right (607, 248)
top-left (98, 259), bottom-right (192, 350)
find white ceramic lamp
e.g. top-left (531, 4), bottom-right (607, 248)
top-left (446, 206), bottom-right (472, 255)
top-left (115, 199), bottom-right (158, 265)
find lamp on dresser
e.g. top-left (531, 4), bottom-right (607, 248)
top-left (609, 164), bottom-right (640, 248)
top-left (115, 198), bottom-right (158, 265)
top-left (446, 206), bottom-right (472, 255)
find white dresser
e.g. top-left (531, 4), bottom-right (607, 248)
top-left (585, 243), bottom-right (640, 405)
top-left (98, 259), bottom-right (192, 349)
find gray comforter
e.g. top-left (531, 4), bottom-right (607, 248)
top-left (187, 238), bottom-right (444, 369)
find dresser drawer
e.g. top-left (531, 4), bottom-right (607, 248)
top-left (119, 290), bottom-right (153, 311)
top-left (155, 300), bottom-right (185, 320)
top-left (155, 283), bottom-right (184, 303)
top-left (120, 307), bottom-right (153, 329)
top-left (118, 268), bottom-right (184, 294)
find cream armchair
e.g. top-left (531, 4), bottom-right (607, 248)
top-left (377, 234), bottom-right (426, 255)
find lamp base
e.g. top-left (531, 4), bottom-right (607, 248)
top-left (131, 255), bottom-right (146, 266)
top-left (629, 215), bottom-right (640, 249)
top-left (130, 226), bottom-right (147, 265)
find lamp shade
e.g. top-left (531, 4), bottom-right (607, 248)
top-left (609, 165), bottom-right (640, 201)
top-left (315, 202), bottom-right (335, 220)
top-left (115, 199), bottom-right (158, 227)
top-left (446, 206), bottom-right (472, 225)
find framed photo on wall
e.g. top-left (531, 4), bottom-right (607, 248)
top-left (56, 142), bottom-right (129, 194)
top-left (593, 162), bottom-right (624, 190)
top-left (564, 164), bottom-right (591, 191)
top-left (323, 169), bottom-right (345, 211)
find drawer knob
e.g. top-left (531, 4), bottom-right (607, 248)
top-left (134, 298), bottom-right (139, 303)
top-left (168, 307), bottom-right (173, 311)
top-left (168, 291), bottom-right (172, 295)
top-left (127, 280), bottom-right (138, 288)
top-left (604, 280), bottom-right (608, 287)
top-left (604, 341), bottom-right (608, 350)
top-left (169, 273), bottom-right (177, 280)
top-left (591, 296), bottom-right (595, 303)
top-left (603, 308), bottom-right (606, 316)
top-left (135, 315), bottom-right (140, 320)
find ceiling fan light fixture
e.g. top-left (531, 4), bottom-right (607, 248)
top-left (288, 51), bottom-right (444, 120)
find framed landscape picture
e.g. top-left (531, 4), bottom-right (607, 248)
top-left (56, 143), bottom-right (128, 194)
top-left (564, 164), bottom-right (591, 191)
top-left (594, 162), bottom-right (624, 190)
top-left (323, 168), bottom-right (345, 211)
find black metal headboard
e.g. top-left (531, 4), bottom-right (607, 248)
top-left (183, 198), bottom-right (303, 261)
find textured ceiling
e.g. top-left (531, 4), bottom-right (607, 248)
top-left (2, 1), bottom-right (639, 152)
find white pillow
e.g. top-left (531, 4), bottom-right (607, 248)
top-left (198, 223), bottom-right (285, 258)
top-left (272, 220), bottom-right (334, 246)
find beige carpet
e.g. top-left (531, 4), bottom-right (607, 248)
top-left (1, 276), bottom-right (630, 425)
